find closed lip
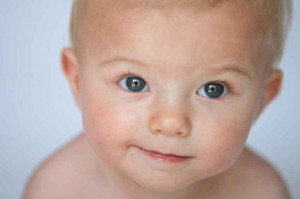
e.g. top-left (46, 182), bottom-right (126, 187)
top-left (138, 147), bottom-right (192, 163)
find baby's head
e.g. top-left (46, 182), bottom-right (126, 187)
top-left (62, 0), bottom-right (292, 192)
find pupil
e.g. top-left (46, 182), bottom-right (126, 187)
top-left (205, 83), bottom-right (224, 98)
top-left (126, 76), bottom-right (146, 92)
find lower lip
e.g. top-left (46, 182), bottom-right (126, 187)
top-left (140, 148), bottom-right (191, 163)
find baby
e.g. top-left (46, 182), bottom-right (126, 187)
top-left (23, 0), bottom-right (293, 198)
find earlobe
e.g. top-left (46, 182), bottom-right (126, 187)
top-left (257, 69), bottom-right (283, 116)
top-left (61, 47), bottom-right (81, 110)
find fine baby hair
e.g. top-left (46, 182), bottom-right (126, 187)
top-left (70, 0), bottom-right (293, 68)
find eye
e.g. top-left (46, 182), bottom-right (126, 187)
top-left (118, 75), bottom-right (149, 92)
top-left (197, 82), bottom-right (229, 99)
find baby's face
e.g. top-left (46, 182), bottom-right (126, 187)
top-left (67, 1), bottom-right (279, 192)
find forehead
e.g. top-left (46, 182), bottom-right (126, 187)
top-left (77, 0), bottom-right (267, 74)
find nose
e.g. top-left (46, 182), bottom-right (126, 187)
top-left (149, 108), bottom-right (191, 137)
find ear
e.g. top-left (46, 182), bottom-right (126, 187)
top-left (256, 69), bottom-right (283, 117)
top-left (61, 48), bottom-right (81, 110)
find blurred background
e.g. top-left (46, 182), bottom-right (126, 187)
top-left (0, 0), bottom-right (299, 198)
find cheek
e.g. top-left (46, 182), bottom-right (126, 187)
top-left (195, 108), bottom-right (255, 173)
top-left (81, 93), bottom-right (140, 162)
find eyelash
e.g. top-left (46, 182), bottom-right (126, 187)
top-left (199, 80), bottom-right (235, 100)
top-left (114, 71), bottom-right (134, 83)
top-left (114, 71), bottom-right (148, 89)
top-left (211, 80), bottom-right (234, 94)
top-left (115, 73), bottom-right (235, 96)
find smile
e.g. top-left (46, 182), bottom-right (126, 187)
top-left (139, 147), bottom-right (192, 163)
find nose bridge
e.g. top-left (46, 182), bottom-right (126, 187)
top-left (149, 98), bottom-right (192, 137)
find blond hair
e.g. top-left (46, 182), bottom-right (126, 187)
top-left (69, 0), bottom-right (293, 67)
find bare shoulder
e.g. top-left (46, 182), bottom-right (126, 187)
top-left (226, 147), bottom-right (290, 199)
top-left (22, 133), bottom-right (93, 199)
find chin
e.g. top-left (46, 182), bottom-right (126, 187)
top-left (143, 182), bottom-right (189, 193)
top-left (132, 173), bottom-right (199, 193)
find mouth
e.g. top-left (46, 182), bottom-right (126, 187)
top-left (139, 147), bottom-right (192, 163)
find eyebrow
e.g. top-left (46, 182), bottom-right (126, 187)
top-left (219, 65), bottom-right (252, 80)
top-left (98, 56), bottom-right (149, 68)
top-left (98, 56), bottom-right (252, 80)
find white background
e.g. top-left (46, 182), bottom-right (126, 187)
top-left (0, 1), bottom-right (299, 198)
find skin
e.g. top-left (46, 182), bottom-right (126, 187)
top-left (23, 1), bottom-right (289, 198)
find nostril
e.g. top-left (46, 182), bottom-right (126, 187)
top-left (155, 129), bottom-right (162, 134)
top-left (177, 131), bottom-right (187, 137)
